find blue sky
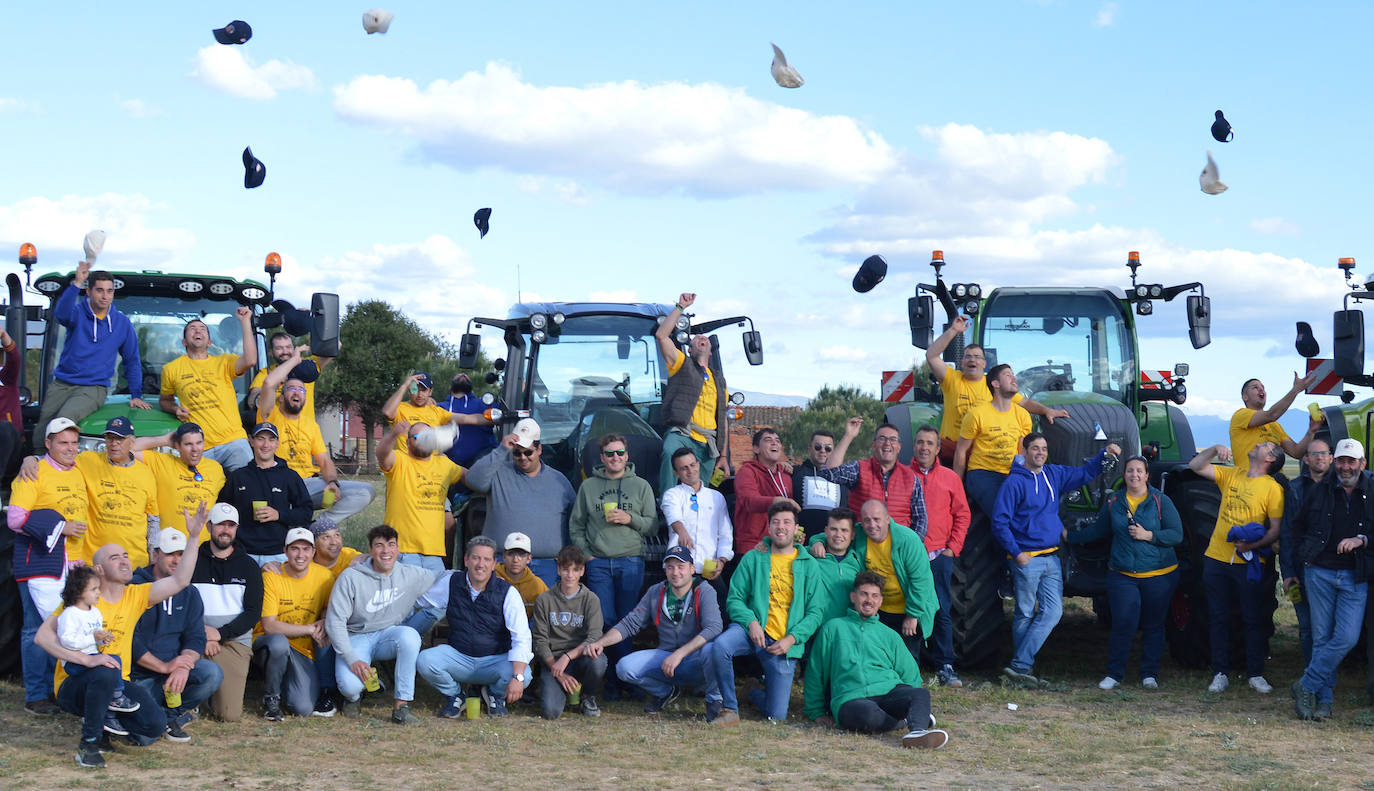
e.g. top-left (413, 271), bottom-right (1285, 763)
top-left (3, 1), bottom-right (1369, 424)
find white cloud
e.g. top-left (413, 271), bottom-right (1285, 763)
top-left (1249, 216), bottom-right (1299, 235)
top-left (516, 175), bottom-right (590, 206)
top-left (817, 345), bottom-right (870, 363)
top-left (1095, 2), bottom-right (1119, 27)
top-left (117, 97), bottom-right (163, 119)
top-left (0, 97), bottom-right (36, 113)
top-left (332, 63), bottom-right (897, 197)
top-left (0, 193), bottom-right (196, 267)
top-left (190, 46), bottom-right (317, 101)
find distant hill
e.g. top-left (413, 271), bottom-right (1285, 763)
top-left (735, 390), bottom-right (810, 408)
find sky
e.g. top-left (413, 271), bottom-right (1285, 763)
top-left (3, 1), bottom-right (1372, 426)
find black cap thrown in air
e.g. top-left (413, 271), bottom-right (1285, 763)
top-left (852, 254), bottom-right (888, 293)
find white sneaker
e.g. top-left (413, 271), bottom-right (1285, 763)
top-left (1247, 676), bottom-right (1273, 694)
top-left (1098, 676), bottom-right (1119, 690)
top-left (1207, 673), bottom-right (1228, 693)
top-left (1141, 677), bottom-right (1158, 690)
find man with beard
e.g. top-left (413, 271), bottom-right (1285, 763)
top-left (1281, 438), bottom-right (1333, 664)
top-left (792, 430), bottom-right (847, 541)
top-left (247, 332), bottom-right (333, 423)
top-left (821, 419), bottom-right (928, 535)
top-left (190, 503), bottom-right (264, 722)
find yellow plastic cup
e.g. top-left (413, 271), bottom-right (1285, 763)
top-left (465, 696), bottom-right (481, 719)
top-left (702, 558), bottom-right (718, 576)
top-left (322, 489), bottom-right (337, 509)
top-left (603, 502), bottom-right (617, 519)
top-left (164, 688), bottom-right (182, 709)
top-left (567, 681), bottom-right (582, 706)
top-left (363, 666), bottom-right (381, 693)
top-left (1308, 402), bottom-right (1324, 423)
top-left (252, 500), bottom-right (268, 516)
top-left (709, 467), bottom-right (726, 487)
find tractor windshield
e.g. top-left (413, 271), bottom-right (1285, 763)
top-left (978, 291), bottom-right (1135, 403)
top-left (525, 314), bottom-right (665, 444)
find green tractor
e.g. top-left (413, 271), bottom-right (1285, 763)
top-left (886, 250), bottom-right (1217, 668)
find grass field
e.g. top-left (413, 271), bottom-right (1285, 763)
top-left (4, 472), bottom-right (1373, 790)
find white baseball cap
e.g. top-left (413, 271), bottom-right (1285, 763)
top-left (153, 528), bottom-right (188, 554)
top-left (362, 8), bottom-right (394, 34)
top-left (208, 503), bottom-right (239, 525)
top-left (504, 532), bottom-right (532, 553)
top-left (45, 417), bottom-right (78, 437)
top-left (1334, 438), bottom-right (1364, 460)
top-left (513, 418), bottom-right (541, 449)
top-left (284, 527), bottom-right (315, 548)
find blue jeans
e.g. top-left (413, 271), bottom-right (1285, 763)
top-left (1104, 568), bottom-right (1179, 681)
top-left (964, 469), bottom-right (1008, 517)
top-left (1202, 557), bottom-right (1269, 677)
top-left (315, 644), bottom-right (336, 690)
top-left (927, 552), bottom-right (956, 668)
top-left (129, 658), bottom-right (224, 718)
top-left (18, 581), bottom-right (56, 703)
top-left (304, 476), bottom-right (377, 522)
top-left (203, 438), bottom-right (253, 473)
top-left (704, 623), bottom-right (796, 720)
top-left (1008, 554), bottom-right (1062, 674)
top-left (1299, 565), bottom-right (1368, 705)
top-left (616, 647), bottom-right (709, 699)
top-left (334, 625), bottom-right (422, 702)
top-left (586, 555), bottom-right (645, 676)
top-left (248, 553), bottom-right (287, 567)
top-left (60, 668), bottom-right (167, 745)
top-left (416, 643), bottom-right (515, 699)
top-left (528, 558), bottom-right (559, 588)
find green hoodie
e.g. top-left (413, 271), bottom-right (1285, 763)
top-left (569, 462), bottom-right (659, 558)
top-left (812, 549), bottom-right (858, 622)
top-left (809, 519), bottom-right (938, 638)
top-left (725, 537), bottom-right (826, 658)
top-left (804, 608), bottom-right (922, 720)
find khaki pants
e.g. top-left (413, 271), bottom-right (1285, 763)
top-left (35, 380), bottom-right (107, 443)
top-left (207, 641), bottom-right (253, 722)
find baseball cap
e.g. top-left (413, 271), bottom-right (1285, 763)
top-left (513, 417), bottom-right (541, 449)
top-left (414, 372), bottom-right (434, 390)
top-left (663, 546), bottom-right (694, 567)
top-left (284, 527), bottom-right (315, 548)
top-left (504, 532), bottom-right (532, 553)
top-left (852, 254), bottom-right (888, 293)
top-left (208, 503), bottom-right (239, 525)
top-left (243, 147), bottom-right (266, 189)
top-left (251, 421), bottom-right (278, 437)
top-left (172, 422), bottom-right (204, 442)
top-left (103, 416), bottom-right (134, 437)
top-left (45, 417), bottom-right (78, 437)
top-left (154, 528), bottom-right (188, 554)
top-left (1334, 438), bottom-right (1364, 459)
top-left (362, 8), bottom-right (394, 34)
top-left (310, 516), bottom-right (341, 537)
top-left (212, 20), bottom-right (252, 45)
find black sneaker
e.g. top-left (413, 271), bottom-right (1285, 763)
top-left (173, 709), bottom-right (198, 729)
top-left (95, 733), bottom-right (116, 754)
top-left (340, 697), bottom-right (362, 718)
top-left (25, 699), bottom-right (60, 716)
top-left (1315, 700), bottom-right (1333, 720)
top-left (390, 704), bottom-right (420, 725)
top-left (644, 687), bottom-right (681, 714)
top-left (103, 713), bottom-right (129, 737)
top-left (107, 692), bottom-right (141, 713)
top-left (262, 694), bottom-right (284, 722)
top-left (580, 695), bottom-right (601, 718)
top-left (482, 687), bottom-right (508, 718)
top-left (312, 690), bottom-right (337, 718)
top-left (76, 739), bottom-right (105, 768)
top-left (163, 720), bottom-right (192, 743)
top-left (1291, 681), bottom-right (1317, 721)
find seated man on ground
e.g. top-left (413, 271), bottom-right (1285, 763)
top-left (495, 532), bottom-right (549, 620)
top-left (253, 528), bottom-right (335, 720)
top-left (531, 546), bottom-right (606, 720)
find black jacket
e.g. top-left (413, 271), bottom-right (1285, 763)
top-left (190, 541), bottom-right (263, 644)
top-left (130, 565), bottom-right (206, 670)
top-left (219, 457), bottom-right (314, 555)
top-left (1293, 469), bottom-right (1374, 573)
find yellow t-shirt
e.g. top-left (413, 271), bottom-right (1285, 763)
top-left (960, 402), bottom-right (1033, 474)
top-left (161, 354), bottom-right (248, 448)
top-left (75, 452), bottom-right (159, 567)
top-left (251, 365), bottom-right (316, 423)
top-left (764, 549), bottom-right (797, 640)
top-left (1229, 408), bottom-right (1290, 464)
top-left (265, 404), bottom-right (326, 479)
top-left (391, 402), bottom-right (455, 452)
top-left (495, 564), bottom-right (550, 618)
top-left (1206, 466), bottom-right (1285, 564)
top-left (255, 563), bottom-right (334, 659)
top-left (865, 533), bottom-right (906, 614)
top-left (319, 546), bottom-right (362, 580)
top-left (9, 460), bottom-right (89, 564)
top-left (939, 366), bottom-right (1025, 442)
top-left (383, 452), bottom-right (463, 557)
top-left (142, 452), bottom-right (225, 544)
top-left (666, 353), bottom-right (724, 443)
top-left (1126, 492), bottom-right (1147, 514)
top-left (54, 583), bottom-right (151, 692)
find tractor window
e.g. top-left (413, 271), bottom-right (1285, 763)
top-left (979, 292), bottom-right (1135, 402)
top-left (524, 315), bottom-right (663, 445)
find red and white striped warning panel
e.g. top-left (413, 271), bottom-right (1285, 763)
top-left (881, 370), bottom-right (915, 402)
top-left (1138, 370), bottom-right (1175, 389)
top-left (1305, 358), bottom-right (1343, 395)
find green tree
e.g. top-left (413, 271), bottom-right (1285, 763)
top-left (781, 385), bottom-right (890, 460)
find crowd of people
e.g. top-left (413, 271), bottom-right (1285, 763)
top-left (6, 281), bottom-right (1374, 769)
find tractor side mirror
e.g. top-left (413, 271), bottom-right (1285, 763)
top-left (1186, 295), bottom-right (1211, 349)
top-left (458, 333), bottom-right (481, 369)
top-left (311, 293), bottom-right (340, 357)
top-left (908, 295), bottom-right (934, 349)
top-left (742, 331), bottom-right (763, 366)
top-left (1333, 310), bottom-right (1365, 379)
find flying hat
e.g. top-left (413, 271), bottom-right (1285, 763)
top-left (362, 9), bottom-right (394, 34)
top-left (212, 20), bottom-right (252, 45)
top-left (474, 207), bottom-right (492, 238)
top-left (243, 147), bottom-right (266, 189)
top-left (852, 254), bottom-right (888, 293)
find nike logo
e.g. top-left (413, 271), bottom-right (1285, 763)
top-left (364, 589), bottom-right (401, 613)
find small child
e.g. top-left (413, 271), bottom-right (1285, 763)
top-left (58, 566), bottom-right (140, 736)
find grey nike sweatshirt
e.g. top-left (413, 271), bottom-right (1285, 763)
top-left (325, 560), bottom-right (438, 666)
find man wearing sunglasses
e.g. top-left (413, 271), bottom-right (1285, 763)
top-left (569, 434), bottom-right (658, 697)
top-left (793, 430), bottom-right (848, 541)
top-left (821, 418), bottom-right (928, 536)
top-left (137, 423), bottom-right (227, 544)
top-left (465, 418), bottom-right (575, 588)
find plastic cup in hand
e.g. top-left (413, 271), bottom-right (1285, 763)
top-left (164, 688), bottom-right (182, 709)
top-left (702, 558), bottom-right (718, 576)
top-left (567, 682), bottom-right (581, 706)
top-left (252, 500), bottom-right (267, 517)
top-left (709, 467), bottom-right (726, 487)
top-left (322, 488), bottom-right (336, 509)
top-left (465, 695), bottom-right (481, 719)
top-left (364, 666), bottom-right (381, 692)
top-left (603, 502), bottom-right (617, 520)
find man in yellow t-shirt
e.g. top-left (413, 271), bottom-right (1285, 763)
top-left (955, 364), bottom-right (1033, 516)
top-left (257, 344), bottom-right (376, 522)
top-left (1188, 441), bottom-right (1286, 695)
top-left (379, 418), bottom-right (463, 571)
top-left (704, 500), bottom-right (825, 725)
top-left (253, 527), bottom-right (335, 719)
top-left (75, 416), bottom-right (159, 567)
top-left (137, 423), bottom-right (226, 543)
top-left (654, 291), bottom-right (731, 495)
top-left (247, 331), bottom-right (334, 424)
top-left (382, 372), bottom-right (490, 453)
top-left (1230, 374), bottom-right (1320, 463)
top-left (158, 307), bottom-right (257, 472)
top-left (35, 505), bottom-right (206, 755)
top-left (927, 315), bottom-right (1067, 464)
top-left (310, 517), bottom-right (361, 580)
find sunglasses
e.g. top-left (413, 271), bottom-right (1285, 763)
top-left (512, 448), bottom-right (536, 458)
top-left (690, 492), bottom-right (699, 512)
top-left (812, 443), bottom-right (833, 452)
top-left (285, 386), bottom-right (306, 394)
top-left (602, 449), bottom-right (627, 457)
top-left (189, 465), bottom-right (204, 483)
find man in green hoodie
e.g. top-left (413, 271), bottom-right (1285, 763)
top-left (568, 433), bottom-right (658, 697)
top-left (704, 500), bottom-right (825, 725)
top-left (804, 571), bottom-right (950, 749)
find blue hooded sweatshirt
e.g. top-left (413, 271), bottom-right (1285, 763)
top-left (991, 450), bottom-right (1108, 556)
top-left (52, 282), bottom-right (144, 397)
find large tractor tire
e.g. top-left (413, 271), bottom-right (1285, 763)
top-left (951, 510), bottom-right (1006, 669)
top-left (0, 529), bottom-right (22, 680)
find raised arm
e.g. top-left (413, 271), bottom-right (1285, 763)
top-left (825, 417), bottom-right (863, 469)
top-left (257, 345), bottom-right (305, 421)
top-left (1280, 416), bottom-right (1321, 460)
top-left (654, 292), bottom-right (693, 369)
top-left (377, 419), bottom-right (406, 472)
top-left (1188, 444), bottom-right (1229, 482)
top-left (1248, 371), bottom-right (1318, 427)
top-left (149, 503), bottom-right (206, 605)
top-left (382, 374), bottom-right (421, 421)
top-left (925, 316), bottom-right (969, 384)
top-left (233, 306), bottom-right (256, 376)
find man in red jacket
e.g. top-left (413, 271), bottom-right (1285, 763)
top-left (910, 424), bottom-right (970, 687)
top-left (820, 417), bottom-right (928, 535)
top-left (732, 428), bottom-right (793, 560)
